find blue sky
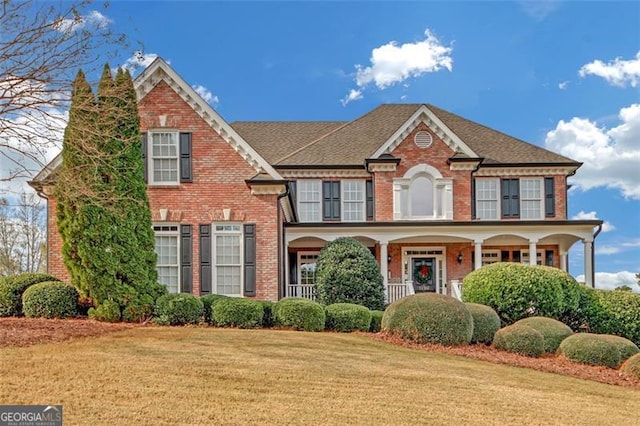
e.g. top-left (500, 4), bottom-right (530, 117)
top-left (6, 1), bottom-right (640, 289)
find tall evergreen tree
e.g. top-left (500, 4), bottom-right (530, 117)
top-left (57, 65), bottom-right (163, 320)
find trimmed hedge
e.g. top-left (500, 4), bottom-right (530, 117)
top-left (513, 317), bottom-right (573, 353)
top-left (560, 285), bottom-right (605, 332)
top-left (588, 290), bottom-right (640, 346)
top-left (201, 294), bottom-right (229, 325)
top-left (22, 281), bottom-right (78, 319)
top-left (155, 293), bottom-right (203, 325)
top-left (0, 273), bottom-right (60, 317)
top-left (315, 237), bottom-right (385, 310)
top-left (492, 324), bottom-right (544, 358)
top-left (122, 295), bottom-right (155, 323)
top-left (382, 293), bottom-right (473, 346)
top-left (621, 353), bottom-right (640, 379)
top-left (599, 335), bottom-right (639, 362)
top-left (89, 300), bottom-right (121, 322)
top-left (369, 310), bottom-right (384, 333)
top-left (273, 298), bottom-right (325, 332)
top-left (212, 298), bottom-right (264, 329)
top-left (260, 300), bottom-right (276, 327)
top-left (325, 303), bottom-right (372, 332)
top-left (465, 303), bottom-right (501, 345)
top-left (462, 263), bottom-right (579, 324)
top-left (559, 333), bottom-right (621, 368)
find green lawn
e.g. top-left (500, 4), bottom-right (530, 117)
top-left (1, 327), bottom-right (638, 425)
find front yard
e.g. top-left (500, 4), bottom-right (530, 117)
top-left (1, 326), bottom-right (639, 425)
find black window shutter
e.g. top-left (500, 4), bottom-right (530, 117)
top-left (141, 133), bottom-right (148, 183)
top-left (544, 177), bottom-right (555, 217)
top-left (289, 252), bottom-right (297, 285)
top-left (199, 224), bottom-right (211, 294)
top-left (501, 179), bottom-right (520, 218)
top-left (180, 225), bottom-right (193, 293)
top-left (501, 179), bottom-right (511, 217)
top-left (365, 180), bottom-right (374, 220)
top-left (244, 224), bottom-right (256, 297)
top-left (471, 178), bottom-right (476, 219)
top-left (331, 182), bottom-right (340, 219)
top-left (289, 181), bottom-right (297, 206)
top-left (323, 181), bottom-right (341, 220)
top-left (510, 179), bottom-right (520, 218)
top-left (179, 132), bottom-right (192, 182)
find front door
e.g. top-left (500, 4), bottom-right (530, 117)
top-left (411, 257), bottom-right (436, 293)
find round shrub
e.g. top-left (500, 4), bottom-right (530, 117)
top-left (315, 237), bottom-right (385, 310)
top-left (0, 272), bottom-right (60, 317)
top-left (325, 303), bottom-right (372, 332)
top-left (273, 298), bottom-right (325, 332)
top-left (589, 290), bottom-right (640, 346)
top-left (122, 295), bottom-right (155, 323)
top-left (201, 294), bottom-right (229, 324)
top-left (465, 303), bottom-right (501, 345)
top-left (463, 263), bottom-right (570, 324)
top-left (369, 310), bottom-right (384, 333)
top-left (22, 281), bottom-right (78, 319)
top-left (560, 285), bottom-right (605, 332)
top-left (212, 298), bottom-right (264, 329)
top-left (513, 317), bottom-right (573, 353)
top-left (155, 293), bottom-right (203, 326)
top-left (559, 333), bottom-right (621, 368)
top-left (599, 335), bottom-right (639, 362)
top-left (620, 353), bottom-right (640, 379)
top-left (492, 324), bottom-right (544, 357)
top-left (260, 300), bottom-right (275, 327)
top-left (88, 299), bottom-right (121, 322)
top-left (381, 293), bottom-right (473, 346)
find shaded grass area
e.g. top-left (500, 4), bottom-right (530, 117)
top-left (1, 327), bottom-right (639, 425)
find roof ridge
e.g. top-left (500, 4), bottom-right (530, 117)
top-left (274, 120), bottom-right (354, 164)
top-left (231, 120), bottom-right (347, 124)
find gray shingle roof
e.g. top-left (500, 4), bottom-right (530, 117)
top-left (231, 104), bottom-right (579, 167)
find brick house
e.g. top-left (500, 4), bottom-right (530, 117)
top-left (30, 58), bottom-right (602, 303)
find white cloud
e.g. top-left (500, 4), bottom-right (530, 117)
top-left (192, 85), bottom-right (219, 105)
top-left (622, 239), bottom-right (640, 248)
top-left (576, 271), bottom-right (639, 292)
top-left (545, 103), bottom-right (640, 199)
top-left (571, 211), bottom-right (615, 232)
top-left (54, 10), bottom-right (112, 33)
top-left (558, 81), bottom-right (569, 90)
top-left (121, 52), bottom-right (165, 76)
top-left (579, 51), bottom-right (640, 87)
top-left (342, 29), bottom-right (452, 103)
top-left (519, 1), bottom-right (560, 20)
top-left (595, 245), bottom-right (620, 255)
top-left (340, 89), bottom-right (363, 106)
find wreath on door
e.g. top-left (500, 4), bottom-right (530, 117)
top-left (413, 263), bottom-right (432, 286)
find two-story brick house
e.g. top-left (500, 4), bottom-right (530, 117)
top-left (31, 58), bottom-right (602, 303)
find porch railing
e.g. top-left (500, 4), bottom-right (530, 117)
top-left (285, 284), bottom-right (316, 300)
top-left (450, 280), bottom-right (462, 301)
top-left (385, 278), bottom-right (414, 304)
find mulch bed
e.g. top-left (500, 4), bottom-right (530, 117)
top-left (370, 333), bottom-right (640, 388)
top-left (1, 318), bottom-right (638, 388)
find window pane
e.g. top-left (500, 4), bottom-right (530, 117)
top-left (214, 226), bottom-right (242, 295)
top-left (476, 179), bottom-right (498, 220)
top-left (342, 180), bottom-right (364, 221)
top-left (410, 175), bottom-right (434, 217)
top-left (298, 180), bottom-right (321, 222)
top-left (154, 234), bottom-right (179, 293)
top-left (152, 132), bottom-right (178, 157)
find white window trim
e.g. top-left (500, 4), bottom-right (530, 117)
top-left (475, 178), bottom-right (500, 221)
top-left (213, 223), bottom-right (243, 297)
top-left (521, 249), bottom-right (544, 265)
top-left (341, 180), bottom-right (366, 222)
top-left (481, 249), bottom-right (500, 266)
top-left (297, 179), bottom-right (322, 223)
top-left (148, 130), bottom-right (180, 186)
top-left (297, 251), bottom-right (321, 286)
top-left (519, 178), bottom-right (544, 220)
top-left (153, 224), bottom-right (180, 294)
top-left (393, 176), bottom-right (453, 221)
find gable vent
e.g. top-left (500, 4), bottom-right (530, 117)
top-left (414, 131), bottom-right (433, 148)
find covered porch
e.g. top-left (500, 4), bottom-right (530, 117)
top-left (283, 221), bottom-right (600, 304)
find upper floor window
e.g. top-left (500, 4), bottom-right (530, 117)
top-left (497, 177), bottom-right (550, 220)
top-left (520, 178), bottom-right (543, 219)
top-left (394, 164), bottom-right (453, 220)
top-left (143, 131), bottom-right (192, 185)
top-left (297, 179), bottom-right (322, 222)
top-left (296, 179), bottom-right (371, 223)
top-left (475, 178), bottom-right (499, 220)
top-left (342, 180), bottom-right (365, 222)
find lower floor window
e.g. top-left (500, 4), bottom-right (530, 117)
top-left (154, 225), bottom-right (179, 293)
top-left (298, 252), bottom-right (320, 286)
top-left (215, 224), bottom-right (242, 295)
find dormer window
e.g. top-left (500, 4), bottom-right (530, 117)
top-left (394, 164), bottom-right (453, 220)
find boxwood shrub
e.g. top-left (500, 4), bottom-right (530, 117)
top-left (0, 272), bottom-right (60, 317)
top-left (155, 293), bottom-right (203, 325)
top-left (513, 317), bottom-right (573, 353)
top-left (588, 290), bottom-right (640, 346)
top-left (465, 303), bottom-right (501, 345)
top-left (260, 300), bottom-right (276, 327)
top-left (382, 293), bottom-right (473, 346)
top-left (599, 335), bottom-right (639, 362)
top-left (122, 295), bottom-right (155, 323)
top-left (620, 353), bottom-right (640, 379)
top-left (463, 263), bottom-right (577, 324)
top-left (559, 333), bottom-right (621, 368)
top-left (325, 303), bottom-right (372, 332)
top-left (212, 298), bottom-right (264, 329)
top-left (273, 297), bottom-right (325, 332)
top-left (201, 294), bottom-right (229, 324)
top-left (492, 324), bottom-right (544, 358)
top-left (369, 310), bottom-right (385, 333)
top-left (88, 299), bottom-right (121, 322)
top-left (22, 281), bottom-right (78, 319)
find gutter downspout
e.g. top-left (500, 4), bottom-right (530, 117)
top-left (276, 184), bottom-right (291, 301)
top-left (591, 223), bottom-right (603, 289)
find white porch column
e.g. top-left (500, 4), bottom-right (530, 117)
top-left (560, 251), bottom-right (568, 272)
top-left (584, 239), bottom-right (594, 288)
top-left (284, 241), bottom-right (290, 298)
top-left (529, 240), bottom-right (538, 266)
top-left (379, 242), bottom-right (389, 290)
top-left (474, 241), bottom-right (483, 270)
